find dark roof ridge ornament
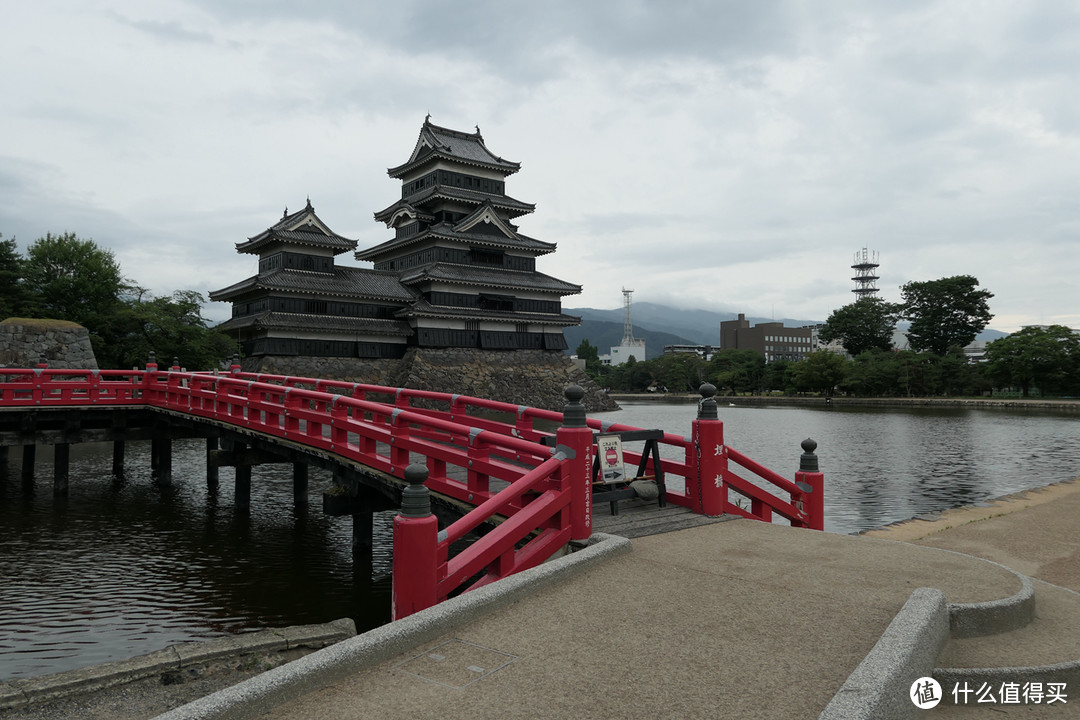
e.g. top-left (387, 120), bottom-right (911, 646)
top-left (306, 196), bottom-right (313, 211)
top-left (283, 206), bottom-right (288, 218)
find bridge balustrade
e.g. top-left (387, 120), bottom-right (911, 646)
top-left (1, 367), bottom-right (824, 620)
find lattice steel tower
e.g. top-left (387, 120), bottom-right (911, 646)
top-left (621, 288), bottom-right (637, 344)
top-left (851, 248), bottom-right (880, 297)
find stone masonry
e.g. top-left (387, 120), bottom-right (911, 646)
top-left (241, 348), bottom-right (618, 413)
top-left (0, 318), bottom-right (98, 369)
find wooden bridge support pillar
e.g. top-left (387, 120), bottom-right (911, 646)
top-left (0, 445), bottom-right (8, 469)
top-left (205, 437), bottom-right (219, 490)
top-left (293, 463), bottom-right (308, 507)
top-left (53, 444), bottom-right (70, 495)
top-left (152, 435), bottom-right (173, 486)
top-left (112, 441), bottom-right (125, 478)
top-left (353, 511), bottom-right (373, 554)
top-left (234, 443), bottom-right (251, 511)
top-left (21, 445), bottom-right (36, 484)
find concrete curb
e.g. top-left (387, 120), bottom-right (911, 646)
top-left (0, 618), bottom-right (356, 712)
top-left (935, 580), bottom-right (1080, 701)
top-left (150, 532), bottom-right (633, 720)
top-left (819, 587), bottom-right (949, 720)
top-left (942, 554), bottom-right (1035, 638)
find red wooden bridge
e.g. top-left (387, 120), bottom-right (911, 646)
top-left (0, 360), bottom-right (824, 620)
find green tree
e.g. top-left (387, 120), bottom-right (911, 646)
top-left (111, 290), bottom-right (235, 371)
top-left (0, 234), bottom-right (30, 320)
top-left (22, 232), bottom-right (126, 328)
top-left (984, 325), bottom-right (1080, 397)
top-left (789, 351), bottom-right (847, 395)
top-left (707, 349), bottom-right (766, 395)
top-left (575, 338), bottom-right (602, 375)
top-left (819, 296), bottom-right (900, 356)
top-left (900, 275), bottom-right (993, 356)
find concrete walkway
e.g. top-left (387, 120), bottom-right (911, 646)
top-left (151, 478), bottom-right (1080, 720)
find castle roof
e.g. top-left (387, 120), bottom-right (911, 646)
top-left (209, 266), bottom-right (415, 303)
top-left (387, 117), bottom-right (521, 179)
top-left (374, 185), bottom-right (535, 224)
top-left (395, 299), bottom-right (581, 327)
top-left (357, 203), bottom-right (556, 262)
top-left (216, 312), bottom-right (411, 337)
top-left (398, 262), bottom-right (581, 296)
top-left (236, 199), bottom-right (357, 256)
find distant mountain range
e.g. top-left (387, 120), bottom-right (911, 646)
top-left (563, 302), bottom-right (1009, 359)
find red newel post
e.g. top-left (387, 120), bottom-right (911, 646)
top-left (230, 353), bottom-right (242, 375)
top-left (692, 383), bottom-right (726, 516)
top-left (795, 438), bottom-right (825, 531)
top-left (392, 463), bottom-right (439, 620)
top-left (556, 384), bottom-right (593, 542)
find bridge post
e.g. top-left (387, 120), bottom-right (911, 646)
top-left (556, 385), bottom-right (593, 542)
top-left (234, 442), bottom-right (252, 511)
top-left (205, 437), bottom-right (219, 489)
top-left (152, 434), bottom-right (173, 486)
top-left (795, 439), bottom-right (824, 531)
top-left (392, 463), bottom-right (438, 620)
top-left (21, 445), bottom-right (35, 484)
top-left (692, 383), bottom-right (726, 516)
top-left (293, 463), bottom-right (308, 507)
top-left (112, 441), bottom-right (125, 478)
top-left (53, 444), bottom-right (70, 495)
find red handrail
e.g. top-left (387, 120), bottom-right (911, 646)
top-left (0, 367), bottom-right (825, 614)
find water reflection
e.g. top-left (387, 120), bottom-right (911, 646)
top-left (0, 439), bottom-right (391, 681)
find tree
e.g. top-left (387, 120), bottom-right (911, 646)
top-left (819, 296), bottom-right (900, 356)
top-left (708, 349), bottom-right (766, 395)
top-left (22, 232), bottom-right (126, 328)
top-left (900, 275), bottom-right (993, 355)
top-left (0, 234), bottom-right (30, 320)
top-left (109, 290), bottom-right (235, 371)
top-left (789, 351), bottom-right (847, 395)
top-left (984, 325), bottom-right (1080, 397)
top-left (575, 338), bottom-right (601, 373)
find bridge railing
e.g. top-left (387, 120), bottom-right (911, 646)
top-left (0, 366), bottom-right (825, 617)
top-left (0, 368), bottom-right (148, 405)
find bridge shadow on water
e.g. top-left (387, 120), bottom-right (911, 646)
top-left (0, 438), bottom-right (393, 681)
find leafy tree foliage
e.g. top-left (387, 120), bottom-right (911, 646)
top-left (707, 349), bottom-right (766, 395)
top-left (819, 296), bottom-right (900, 356)
top-left (0, 234), bottom-right (30, 320)
top-left (788, 351), bottom-right (846, 395)
top-left (7, 233), bottom-right (232, 370)
top-left (900, 275), bottom-right (993, 355)
top-left (984, 325), bottom-right (1080, 397)
top-left (575, 338), bottom-right (601, 373)
top-left (22, 232), bottom-right (125, 329)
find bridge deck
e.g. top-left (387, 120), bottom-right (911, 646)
top-left (590, 498), bottom-right (734, 538)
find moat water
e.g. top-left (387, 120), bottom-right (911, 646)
top-left (1, 401), bottom-right (1077, 681)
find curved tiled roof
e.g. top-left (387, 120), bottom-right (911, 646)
top-left (210, 267), bottom-right (416, 303)
top-left (217, 312), bottom-right (411, 337)
top-left (355, 225), bottom-right (555, 262)
top-left (395, 299), bottom-right (581, 327)
top-left (374, 186), bottom-right (535, 223)
top-left (236, 201), bottom-right (357, 255)
top-left (398, 263), bottom-right (581, 295)
top-left (388, 118), bottom-right (521, 179)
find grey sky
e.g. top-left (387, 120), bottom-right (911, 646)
top-left (3, 1), bottom-right (1078, 331)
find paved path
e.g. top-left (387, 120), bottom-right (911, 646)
top-left (250, 521), bottom-right (1037, 719)
top-left (132, 476), bottom-right (1080, 720)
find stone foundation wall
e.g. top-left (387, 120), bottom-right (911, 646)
top-left (241, 348), bottom-right (618, 413)
top-left (0, 318), bottom-right (98, 369)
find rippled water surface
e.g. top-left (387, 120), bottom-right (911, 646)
top-left (0, 439), bottom-right (392, 681)
top-left (2, 402), bottom-right (1077, 680)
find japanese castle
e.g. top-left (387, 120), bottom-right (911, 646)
top-left (211, 118), bottom-right (581, 360)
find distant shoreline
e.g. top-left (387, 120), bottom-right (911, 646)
top-left (606, 393), bottom-right (1080, 412)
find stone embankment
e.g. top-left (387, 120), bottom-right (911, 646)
top-left (0, 318), bottom-right (98, 370)
top-left (242, 348), bottom-right (618, 413)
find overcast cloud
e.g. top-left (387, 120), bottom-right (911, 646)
top-left (2, 1), bottom-right (1078, 331)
